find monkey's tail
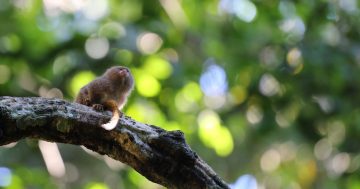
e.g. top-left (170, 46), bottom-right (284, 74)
top-left (101, 100), bottom-right (121, 130)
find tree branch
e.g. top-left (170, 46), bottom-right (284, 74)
top-left (0, 96), bottom-right (229, 189)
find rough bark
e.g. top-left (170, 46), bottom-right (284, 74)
top-left (0, 96), bottom-right (229, 189)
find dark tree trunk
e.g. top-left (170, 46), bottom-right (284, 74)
top-left (0, 96), bottom-right (229, 189)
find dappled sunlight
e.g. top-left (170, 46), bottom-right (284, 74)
top-left (0, 167), bottom-right (11, 187)
top-left (39, 86), bottom-right (64, 98)
top-left (134, 71), bottom-right (161, 97)
top-left (63, 163), bottom-right (80, 183)
top-left (312, 95), bottom-right (335, 114)
top-left (142, 56), bottom-right (172, 79)
top-left (82, 0), bottom-right (109, 21)
top-left (197, 110), bottom-right (234, 156)
top-left (314, 138), bottom-right (332, 160)
top-left (161, 48), bottom-right (179, 63)
top-left (81, 145), bottom-right (103, 158)
top-left (326, 121), bottom-right (346, 145)
top-left (160, 0), bottom-right (188, 28)
top-left (275, 112), bottom-right (291, 128)
top-left (286, 48), bottom-right (301, 64)
top-left (85, 37), bottom-right (110, 59)
top-left (17, 65), bottom-right (37, 93)
top-left (126, 101), bottom-right (166, 127)
top-left (246, 105), bottom-right (263, 125)
top-left (69, 71), bottom-right (96, 96)
top-left (200, 61), bottom-right (228, 97)
top-left (43, 0), bottom-right (86, 15)
top-left (219, 0), bottom-right (257, 23)
top-left (181, 82), bottom-right (203, 102)
top-left (127, 169), bottom-right (160, 189)
top-left (278, 1), bottom-right (296, 18)
top-left (277, 142), bottom-right (297, 162)
top-left (259, 46), bottom-right (282, 70)
top-left (339, 0), bottom-right (358, 13)
top-left (175, 82), bottom-right (202, 112)
top-left (229, 85), bottom-right (247, 105)
top-left (1, 142), bottom-right (17, 148)
top-left (328, 152), bottom-right (351, 176)
top-left (114, 49), bottom-right (134, 65)
top-left (12, 0), bottom-right (33, 9)
top-left (53, 53), bottom-right (75, 75)
top-left (99, 22), bottom-right (126, 39)
top-left (229, 174), bottom-right (257, 189)
top-left (137, 32), bottom-right (163, 55)
top-left (86, 182), bottom-right (109, 189)
top-left (321, 23), bottom-right (341, 46)
top-left (298, 160), bottom-right (317, 187)
top-left (286, 48), bottom-right (303, 74)
top-left (259, 74), bottom-right (280, 97)
top-left (199, 60), bottom-right (228, 109)
top-left (279, 16), bottom-right (306, 43)
top-left (204, 95), bottom-right (226, 110)
top-left (275, 102), bottom-right (300, 128)
top-left (0, 65), bottom-right (11, 84)
top-left (2, 0), bottom-right (360, 188)
top-left (38, 141), bottom-right (66, 178)
top-left (260, 148), bottom-right (281, 173)
top-left (0, 34), bottom-right (21, 53)
top-left (43, 0), bottom-right (108, 20)
top-left (103, 156), bottom-right (125, 171)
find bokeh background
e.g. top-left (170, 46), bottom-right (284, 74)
top-left (1, 0), bottom-right (360, 188)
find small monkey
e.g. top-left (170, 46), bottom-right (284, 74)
top-left (75, 66), bottom-right (134, 130)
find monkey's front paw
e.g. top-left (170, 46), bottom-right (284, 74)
top-left (84, 98), bottom-right (92, 106)
top-left (92, 104), bottom-right (104, 111)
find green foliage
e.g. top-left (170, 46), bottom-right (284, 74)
top-left (69, 71), bottom-right (96, 96)
top-left (1, 0), bottom-right (360, 188)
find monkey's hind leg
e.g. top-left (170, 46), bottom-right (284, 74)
top-left (92, 104), bottom-right (104, 111)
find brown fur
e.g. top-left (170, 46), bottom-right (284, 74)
top-left (75, 66), bottom-right (134, 130)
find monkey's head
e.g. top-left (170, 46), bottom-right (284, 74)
top-left (104, 66), bottom-right (134, 93)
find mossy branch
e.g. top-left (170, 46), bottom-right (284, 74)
top-left (0, 96), bottom-right (229, 189)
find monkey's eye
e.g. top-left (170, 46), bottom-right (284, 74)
top-left (119, 67), bottom-right (128, 71)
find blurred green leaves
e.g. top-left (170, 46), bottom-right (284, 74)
top-left (198, 110), bottom-right (234, 156)
top-left (1, 0), bottom-right (360, 188)
top-left (134, 70), bottom-right (161, 97)
top-left (69, 71), bottom-right (96, 96)
top-left (143, 56), bottom-right (172, 80)
top-left (0, 34), bottom-right (21, 53)
top-left (85, 182), bottom-right (109, 189)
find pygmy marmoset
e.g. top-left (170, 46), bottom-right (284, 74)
top-left (75, 66), bottom-right (134, 130)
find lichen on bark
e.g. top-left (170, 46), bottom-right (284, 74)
top-left (0, 96), bottom-right (229, 189)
